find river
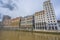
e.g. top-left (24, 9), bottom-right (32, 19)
top-left (0, 30), bottom-right (60, 40)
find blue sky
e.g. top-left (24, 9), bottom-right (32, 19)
top-left (0, 0), bottom-right (60, 20)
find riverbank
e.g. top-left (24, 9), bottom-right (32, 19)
top-left (0, 29), bottom-right (60, 35)
top-left (0, 30), bottom-right (60, 40)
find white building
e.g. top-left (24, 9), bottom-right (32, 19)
top-left (57, 20), bottom-right (60, 30)
top-left (43, 0), bottom-right (58, 30)
top-left (34, 0), bottom-right (59, 31)
top-left (34, 10), bottom-right (47, 31)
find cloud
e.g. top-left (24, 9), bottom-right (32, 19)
top-left (0, 0), bottom-right (60, 20)
top-left (1, 3), bottom-right (16, 10)
top-left (0, 0), bottom-right (3, 4)
top-left (0, 0), bottom-right (17, 11)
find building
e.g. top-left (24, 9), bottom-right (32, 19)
top-left (20, 15), bottom-right (34, 30)
top-left (0, 21), bottom-right (3, 29)
top-left (43, 0), bottom-right (58, 30)
top-left (2, 15), bottom-right (11, 21)
top-left (10, 17), bottom-right (21, 28)
top-left (57, 20), bottom-right (60, 30)
top-left (34, 10), bottom-right (47, 31)
top-left (3, 17), bottom-right (21, 28)
top-left (3, 19), bottom-right (11, 27)
top-left (1, 0), bottom-right (59, 31)
top-left (20, 17), bottom-right (26, 30)
top-left (34, 0), bottom-right (58, 31)
top-left (2, 15), bottom-right (11, 26)
top-left (25, 15), bottom-right (34, 30)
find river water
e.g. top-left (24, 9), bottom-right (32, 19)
top-left (0, 30), bottom-right (60, 40)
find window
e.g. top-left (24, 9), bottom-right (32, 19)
top-left (51, 21), bottom-right (52, 22)
top-left (50, 18), bottom-right (52, 20)
top-left (59, 25), bottom-right (60, 27)
top-left (48, 21), bottom-right (49, 22)
top-left (51, 8), bottom-right (53, 13)
top-left (48, 24), bottom-right (50, 25)
top-left (49, 27), bottom-right (51, 30)
top-left (52, 13), bottom-right (54, 15)
top-left (54, 23), bottom-right (57, 25)
top-left (47, 17), bottom-right (49, 18)
top-left (51, 24), bottom-right (53, 25)
top-left (55, 26), bottom-right (58, 30)
top-left (53, 18), bottom-right (55, 20)
top-left (41, 14), bottom-right (42, 15)
top-left (47, 15), bottom-right (48, 16)
top-left (52, 16), bottom-right (54, 17)
top-left (42, 27), bottom-right (44, 29)
top-left (45, 27), bottom-right (47, 30)
top-left (40, 27), bottom-right (42, 29)
top-left (52, 26), bottom-right (54, 30)
top-left (54, 21), bottom-right (55, 22)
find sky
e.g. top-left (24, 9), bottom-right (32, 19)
top-left (0, 0), bottom-right (60, 20)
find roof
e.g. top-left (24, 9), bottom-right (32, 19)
top-left (9, 17), bottom-right (21, 21)
top-left (34, 10), bottom-right (45, 16)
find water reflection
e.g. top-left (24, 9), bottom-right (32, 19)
top-left (0, 30), bottom-right (60, 40)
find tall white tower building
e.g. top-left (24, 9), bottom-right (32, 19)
top-left (43, 0), bottom-right (58, 30)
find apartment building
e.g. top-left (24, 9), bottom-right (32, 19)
top-left (2, 15), bottom-right (11, 21)
top-left (0, 21), bottom-right (3, 28)
top-left (2, 15), bottom-right (11, 26)
top-left (20, 17), bottom-right (26, 29)
top-left (20, 15), bottom-right (34, 30)
top-left (34, 10), bottom-right (47, 31)
top-left (10, 17), bottom-right (21, 28)
top-left (57, 20), bottom-right (60, 30)
top-left (34, 0), bottom-right (58, 31)
top-left (43, 0), bottom-right (58, 30)
top-left (3, 19), bottom-right (11, 27)
top-left (2, 0), bottom-right (59, 31)
top-left (3, 17), bottom-right (21, 28)
top-left (25, 15), bottom-right (34, 30)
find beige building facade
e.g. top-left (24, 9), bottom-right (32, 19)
top-left (10, 17), bottom-right (21, 28)
top-left (20, 15), bottom-right (34, 30)
top-left (34, 10), bottom-right (47, 30)
top-left (3, 17), bottom-right (21, 28)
